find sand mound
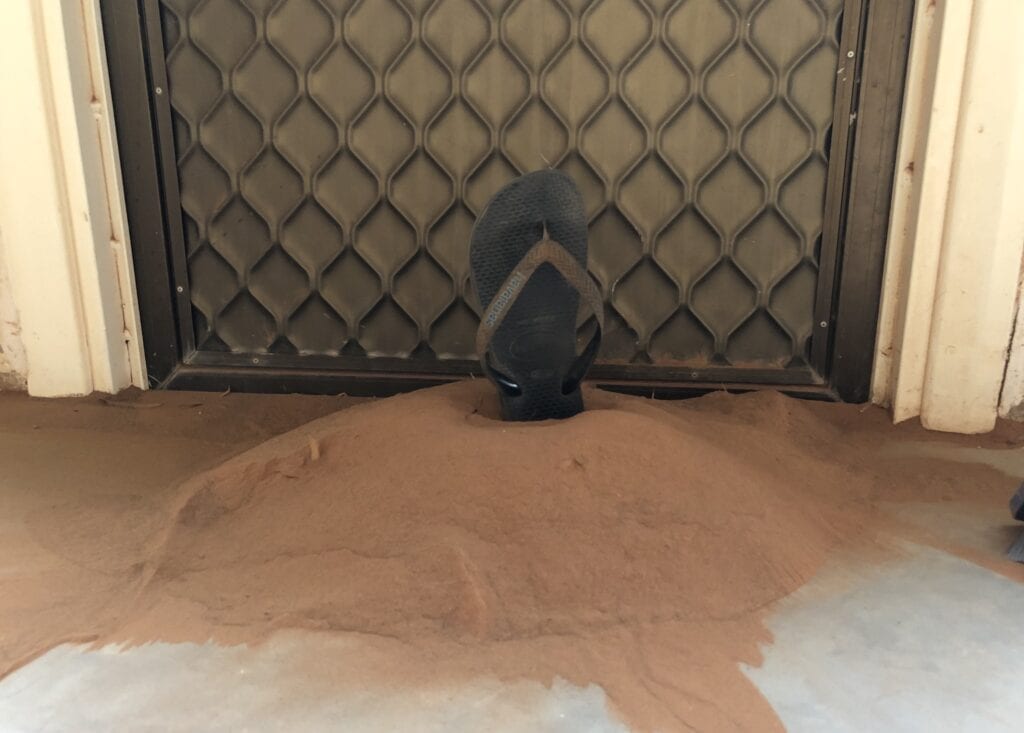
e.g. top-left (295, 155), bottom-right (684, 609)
top-left (112, 382), bottom-right (875, 730)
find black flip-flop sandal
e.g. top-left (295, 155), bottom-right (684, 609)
top-left (469, 170), bottom-right (604, 421)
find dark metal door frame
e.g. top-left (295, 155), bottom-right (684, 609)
top-left (101, 0), bottom-right (913, 400)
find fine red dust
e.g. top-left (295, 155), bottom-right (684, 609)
top-left (6, 382), bottom-right (1024, 731)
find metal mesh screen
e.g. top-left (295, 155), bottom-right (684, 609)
top-left (161, 0), bottom-right (843, 370)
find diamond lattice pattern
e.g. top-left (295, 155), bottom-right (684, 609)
top-left (161, 0), bottom-right (843, 367)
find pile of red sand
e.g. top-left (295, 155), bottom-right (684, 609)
top-left (119, 382), bottom-right (880, 730)
top-left (8, 381), bottom-right (1021, 730)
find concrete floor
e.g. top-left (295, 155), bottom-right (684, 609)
top-left (750, 543), bottom-right (1024, 731)
top-left (1, 391), bottom-right (1022, 732)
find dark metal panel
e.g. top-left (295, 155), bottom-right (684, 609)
top-left (829, 0), bottom-right (915, 401)
top-left (140, 0), bottom-right (198, 358)
top-left (165, 363), bottom-right (837, 401)
top-left (165, 363), bottom-right (459, 397)
top-left (100, 0), bottom-right (180, 384)
top-left (811, 0), bottom-right (867, 373)
top-left (185, 349), bottom-right (821, 386)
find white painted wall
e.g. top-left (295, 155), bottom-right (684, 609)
top-left (0, 231), bottom-right (27, 390)
top-left (920, 0), bottom-right (1024, 432)
top-left (872, 0), bottom-right (972, 423)
top-left (873, 0), bottom-right (1024, 434)
top-left (0, 0), bottom-right (144, 396)
top-left (998, 272), bottom-right (1024, 420)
